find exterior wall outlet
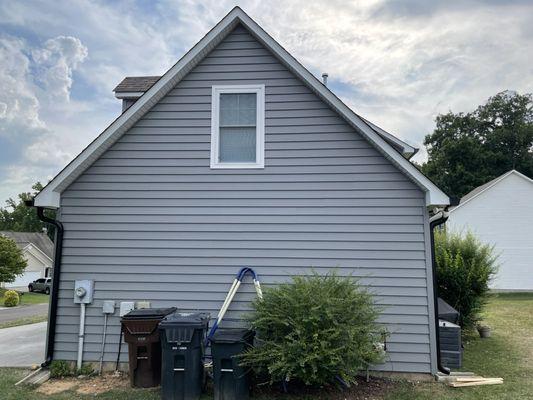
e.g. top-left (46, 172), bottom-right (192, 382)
top-left (136, 301), bottom-right (151, 309)
top-left (73, 280), bottom-right (94, 304)
top-left (119, 301), bottom-right (135, 317)
top-left (102, 300), bottom-right (115, 314)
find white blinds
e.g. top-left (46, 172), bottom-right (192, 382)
top-left (219, 93), bottom-right (257, 162)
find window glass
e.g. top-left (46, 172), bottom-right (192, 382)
top-left (219, 93), bottom-right (257, 162)
top-left (219, 127), bottom-right (256, 162)
top-left (220, 93), bottom-right (257, 126)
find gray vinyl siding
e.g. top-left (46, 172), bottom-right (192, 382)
top-left (55, 24), bottom-right (435, 374)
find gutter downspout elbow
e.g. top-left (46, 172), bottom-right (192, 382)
top-left (25, 199), bottom-right (64, 368)
top-left (429, 210), bottom-right (450, 375)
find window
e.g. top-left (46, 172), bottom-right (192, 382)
top-left (211, 85), bottom-right (265, 168)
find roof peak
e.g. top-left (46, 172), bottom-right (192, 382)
top-left (452, 169), bottom-right (533, 211)
top-left (34, 6), bottom-right (447, 208)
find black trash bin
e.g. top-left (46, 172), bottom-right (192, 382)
top-left (211, 329), bottom-right (255, 400)
top-left (159, 312), bottom-right (210, 400)
top-left (121, 307), bottom-right (176, 388)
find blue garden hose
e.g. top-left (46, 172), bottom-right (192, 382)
top-left (205, 267), bottom-right (263, 346)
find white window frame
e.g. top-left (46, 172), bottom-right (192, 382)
top-left (210, 84), bottom-right (265, 169)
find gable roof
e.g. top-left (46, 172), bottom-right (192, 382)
top-left (0, 231), bottom-right (54, 259)
top-left (113, 76), bottom-right (418, 158)
top-left (34, 6), bottom-right (449, 209)
top-left (450, 170), bottom-right (533, 212)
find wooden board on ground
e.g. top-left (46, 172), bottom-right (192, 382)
top-left (449, 377), bottom-right (503, 387)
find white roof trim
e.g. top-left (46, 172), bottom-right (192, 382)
top-left (34, 6), bottom-right (448, 208)
top-left (450, 170), bottom-right (533, 212)
top-left (114, 91), bottom-right (145, 99)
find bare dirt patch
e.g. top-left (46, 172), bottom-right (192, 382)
top-left (36, 373), bottom-right (130, 396)
top-left (76, 373), bottom-right (129, 395)
top-left (36, 379), bottom-right (77, 395)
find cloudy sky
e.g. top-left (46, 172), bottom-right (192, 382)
top-left (0, 0), bottom-right (532, 202)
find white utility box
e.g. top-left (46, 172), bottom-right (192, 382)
top-left (136, 301), bottom-right (151, 309)
top-left (119, 301), bottom-right (135, 316)
top-left (102, 300), bottom-right (115, 314)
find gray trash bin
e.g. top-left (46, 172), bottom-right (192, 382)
top-left (159, 312), bottom-right (210, 400)
top-left (439, 319), bottom-right (462, 369)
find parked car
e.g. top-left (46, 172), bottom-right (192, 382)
top-left (28, 278), bottom-right (51, 294)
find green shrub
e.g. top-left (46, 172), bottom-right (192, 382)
top-left (3, 290), bottom-right (19, 307)
top-left (435, 230), bottom-right (498, 330)
top-left (50, 360), bottom-right (72, 378)
top-left (240, 273), bottom-right (386, 386)
top-left (77, 363), bottom-right (94, 376)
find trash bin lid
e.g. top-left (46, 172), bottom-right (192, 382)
top-left (438, 298), bottom-right (460, 324)
top-left (122, 307), bottom-right (177, 320)
top-left (159, 312), bottom-right (210, 328)
top-left (211, 329), bottom-right (255, 343)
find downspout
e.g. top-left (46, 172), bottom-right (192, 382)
top-left (25, 199), bottom-right (64, 368)
top-left (429, 209), bottom-right (450, 375)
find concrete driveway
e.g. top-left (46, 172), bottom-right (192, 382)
top-left (0, 322), bottom-right (46, 367)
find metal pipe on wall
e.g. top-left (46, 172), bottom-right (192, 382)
top-left (77, 303), bottom-right (86, 371)
top-left (25, 200), bottom-right (64, 368)
top-left (99, 313), bottom-right (109, 375)
top-left (430, 210), bottom-right (451, 375)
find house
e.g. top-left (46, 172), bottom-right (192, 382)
top-left (0, 231), bottom-right (54, 288)
top-left (447, 170), bottom-right (533, 291)
top-left (31, 7), bottom-right (449, 376)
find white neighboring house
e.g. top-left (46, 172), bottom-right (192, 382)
top-left (0, 231), bottom-right (54, 289)
top-left (447, 170), bottom-right (533, 291)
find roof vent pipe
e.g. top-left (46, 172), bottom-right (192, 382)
top-left (322, 72), bottom-right (328, 86)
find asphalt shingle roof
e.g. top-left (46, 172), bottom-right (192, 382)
top-left (0, 231), bottom-right (54, 259)
top-left (113, 76), bottom-right (161, 93)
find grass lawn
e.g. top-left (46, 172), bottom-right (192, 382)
top-left (0, 288), bottom-right (49, 306)
top-left (386, 292), bottom-right (533, 400)
top-left (0, 293), bottom-right (531, 399)
top-left (0, 315), bottom-right (48, 330)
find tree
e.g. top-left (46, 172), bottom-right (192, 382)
top-left (421, 91), bottom-right (533, 199)
top-left (0, 236), bottom-right (27, 284)
top-left (0, 182), bottom-right (56, 240)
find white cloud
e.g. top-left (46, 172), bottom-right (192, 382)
top-left (0, 0), bottom-right (532, 201)
top-left (0, 34), bottom-right (87, 201)
top-left (32, 36), bottom-right (88, 102)
top-left (0, 36), bottom-right (44, 136)
top-left (238, 0), bottom-right (533, 160)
